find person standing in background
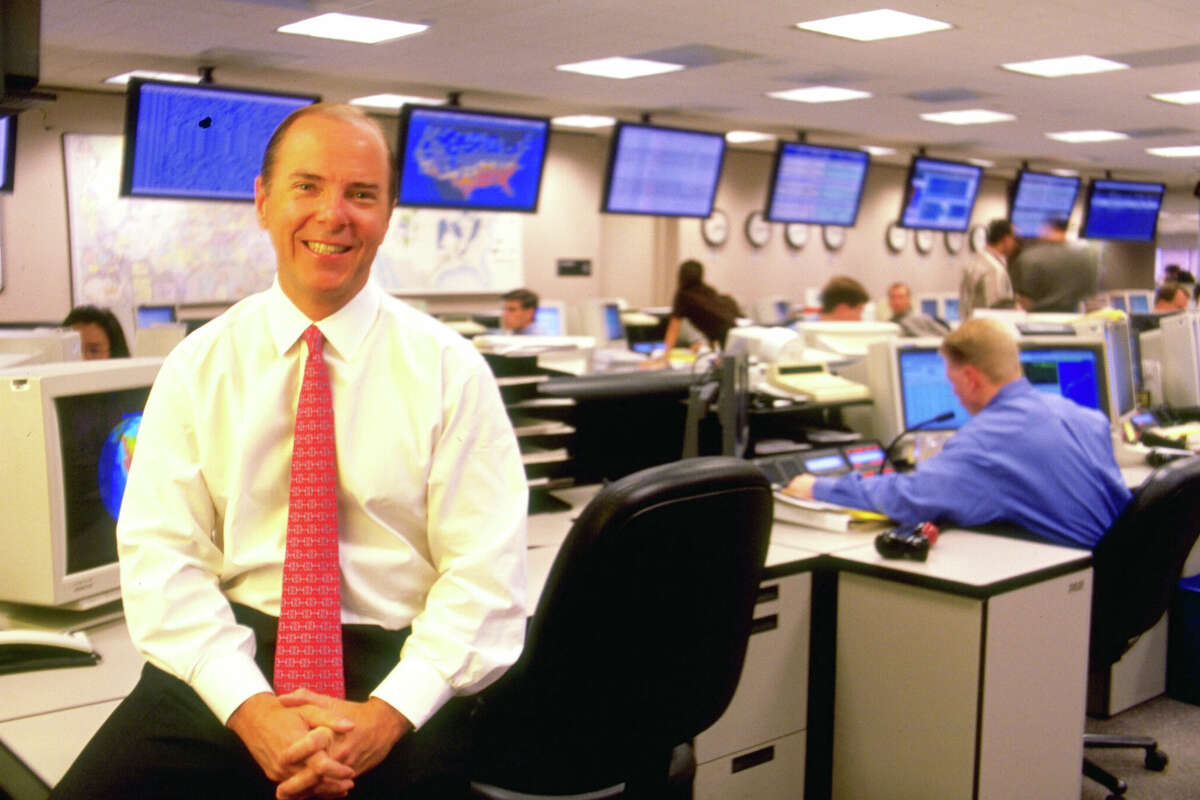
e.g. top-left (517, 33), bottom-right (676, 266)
top-left (1011, 217), bottom-right (1098, 312)
top-left (959, 219), bottom-right (1018, 318)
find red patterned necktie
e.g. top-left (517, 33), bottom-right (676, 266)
top-left (274, 325), bottom-right (344, 698)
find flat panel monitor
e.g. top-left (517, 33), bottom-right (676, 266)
top-left (601, 122), bottom-right (726, 218)
top-left (121, 79), bottom-right (318, 201)
top-left (534, 302), bottom-right (565, 336)
top-left (1081, 179), bottom-right (1166, 242)
top-left (0, 113), bottom-right (15, 193)
top-left (397, 104), bottom-right (551, 212)
top-left (764, 142), bottom-right (870, 226)
top-left (899, 156), bottom-right (984, 232)
top-left (1008, 170), bottom-right (1080, 238)
top-left (0, 359), bottom-right (162, 608)
top-left (136, 304), bottom-right (176, 328)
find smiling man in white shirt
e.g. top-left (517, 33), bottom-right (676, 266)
top-left (53, 105), bottom-right (528, 800)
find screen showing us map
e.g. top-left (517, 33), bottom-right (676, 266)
top-left (398, 105), bottom-right (551, 213)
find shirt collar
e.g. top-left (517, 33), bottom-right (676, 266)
top-left (267, 277), bottom-right (382, 360)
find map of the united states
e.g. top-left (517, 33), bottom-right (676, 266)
top-left (413, 125), bottom-right (532, 198)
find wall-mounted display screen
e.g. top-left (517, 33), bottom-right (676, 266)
top-left (0, 113), bottom-right (15, 193)
top-left (764, 142), bottom-right (870, 226)
top-left (121, 79), bottom-right (318, 201)
top-left (601, 122), bottom-right (726, 218)
top-left (397, 104), bottom-right (551, 212)
top-left (898, 156), bottom-right (984, 232)
top-left (1009, 170), bottom-right (1080, 238)
top-left (1081, 179), bottom-right (1165, 242)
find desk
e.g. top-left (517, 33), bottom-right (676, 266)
top-left (0, 493), bottom-right (1093, 800)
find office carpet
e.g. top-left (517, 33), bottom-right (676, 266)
top-left (1082, 695), bottom-right (1200, 799)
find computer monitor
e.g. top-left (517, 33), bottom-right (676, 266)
top-left (1067, 319), bottom-right (1136, 419)
top-left (576, 299), bottom-right (628, 347)
top-left (136, 304), bottom-right (176, 328)
top-left (1008, 169), bottom-right (1081, 238)
top-left (763, 141), bottom-right (870, 226)
top-left (942, 297), bottom-right (961, 324)
top-left (397, 104), bottom-right (551, 213)
top-left (1108, 293), bottom-right (1128, 313)
top-left (865, 338), bottom-right (968, 447)
top-left (1080, 179), bottom-right (1166, 242)
top-left (121, 79), bottom-right (318, 201)
top-left (919, 296), bottom-right (940, 318)
top-left (898, 156), bottom-right (984, 232)
top-left (793, 320), bottom-right (901, 358)
top-left (1018, 337), bottom-right (1111, 421)
top-left (0, 358), bottom-right (162, 608)
top-left (601, 122), bottom-right (726, 218)
top-left (133, 322), bottom-right (187, 357)
top-left (534, 301), bottom-right (566, 336)
top-left (752, 296), bottom-right (793, 325)
top-left (1127, 291), bottom-right (1152, 315)
top-left (0, 328), bottom-right (83, 365)
top-left (0, 112), bottom-right (15, 193)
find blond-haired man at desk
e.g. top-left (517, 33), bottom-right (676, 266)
top-left (53, 104), bottom-right (527, 800)
top-left (785, 318), bottom-right (1130, 548)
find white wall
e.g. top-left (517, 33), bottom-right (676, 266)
top-left (0, 89), bottom-right (1165, 324)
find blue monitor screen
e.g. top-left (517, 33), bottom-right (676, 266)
top-left (398, 105), bottom-right (550, 212)
top-left (0, 113), bottom-right (14, 193)
top-left (775, 300), bottom-right (791, 322)
top-left (943, 298), bottom-right (960, 323)
top-left (899, 157), bottom-right (983, 232)
top-left (1081, 179), bottom-right (1165, 242)
top-left (534, 306), bottom-right (563, 336)
top-left (121, 80), bottom-right (317, 201)
top-left (805, 453), bottom-right (849, 475)
top-left (602, 122), bottom-right (726, 218)
top-left (602, 303), bottom-right (625, 341)
top-left (1009, 171), bottom-right (1080, 238)
top-left (1110, 294), bottom-right (1128, 312)
top-left (920, 298), bottom-right (939, 317)
top-left (897, 348), bottom-right (971, 430)
top-left (765, 142), bottom-right (870, 226)
top-left (1019, 346), bottom-right (1105, 415)
top-left (1128, 293), bottom-right (1150, 314)
top-left (136, 305), bottom-right (176, 327)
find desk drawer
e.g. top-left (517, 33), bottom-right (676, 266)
top-left (695, 730), bottom-right (806, 800)
top-left (695, 571), bottom-right (811, 763)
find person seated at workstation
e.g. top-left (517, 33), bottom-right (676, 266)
top-left (783, 318), bottom-right (1131, 549)
top-left (500, 287), bottom-right (544, 335)
top-left (61, 305), bottom-right (131, 359)
top-left (649, 259), bottom-right (741, 364)
top-left (816, 275), bottom-right (870, 321)
top-left (1153, 281), bottom-right (1190, 313)
top-left (959, 218), bottom-right (1018, 318)
top-left (1011, 217), bottom-right (1098, 312)
top-left (886, 281), bottom-right (950, 337)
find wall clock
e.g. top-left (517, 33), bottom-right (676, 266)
top-left (969, 224), bottom-right (988, 253)
top-left (744, 211), bottom-right (771, 248)
top-left (885, 223), bottom-right (907, 253)
top-left (914, 229), bottom-right (935, 254)
top-left (784, 222), bottom-right (809, 250)
top-left (945, 231), bottom-right (965, 255)
top-left (822, 225), bottom-right (846, 251)
top-left (701, 209), bottom-right (729, 247)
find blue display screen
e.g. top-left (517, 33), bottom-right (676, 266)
top-left (765, 143), bottom-right (869, 226)
top-left (534, 306), bottom-right (562, 336)
top-left (942, 298), bottom-right (960, 323)
top-left (1110, 294), bottom-right (1128, 312)
top-left (900, 157), bottom-right (983, 232)
top-left (805, 453), bottom-right (848, 474)
top-left (398, 106), bottom-right (550, 212)
top-left (136, 305), bottom-right (176, 327)
top-left (602, 123), bottom-right (725, 218)
top-left (1129, 293), bottom-right (1150, 314)
top-left (897, 348), bottom-right (971, 430)
top-left (845, 446), bottom-right (885, 467)
top-left (122, 80), bottom-right (316, 201)
top-left (1081, 180), bottom-right (1165, 242)
top-left (603, 303), bottom-right (624, 341)
top-left (1020, 347), bottom-right (1103, 413)
top-left (920, 298), bottom-right (939, 317)
top-left (1009, 171), bottom-right (1080, 238)
top-left (0, 114), bottom-right (14, 193)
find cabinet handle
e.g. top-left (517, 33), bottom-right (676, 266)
top-left (750, 614), bottom-right (778, 635)
top-left (731, 745), bottom-right (775, 773)
top-left (756, 584), bottom-right (780, 604)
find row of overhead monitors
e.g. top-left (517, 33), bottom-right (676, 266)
top-left (0, 79), bottom-right (1169, 241)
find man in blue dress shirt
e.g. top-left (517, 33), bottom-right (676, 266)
top-left (785, 318), bottom-right (1131, 548)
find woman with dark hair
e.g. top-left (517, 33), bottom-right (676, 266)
top-left (653, 260), bottom-right (741, 363)
top-left (62, 305), bottom-right (131, 359)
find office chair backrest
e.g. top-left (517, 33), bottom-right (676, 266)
top-left (476, 456), bottom-right (772, 793)
top-left (1090, 456), bottom-right (1200, 670)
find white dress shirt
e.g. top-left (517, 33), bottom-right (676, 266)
top-left (117, 278), bottom-right (528, 728)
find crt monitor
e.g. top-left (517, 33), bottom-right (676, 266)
top-left (1109, 293), bottom-right (1128, 313)
top-left (533, 301), bottom-right (566, 336)
top-left (0, 358), bottom-right (162, 608)
top-left (136, 304), bottom-right (176, 328)
top-left (0, 328), bottom-right (83, 366)
top-left (942, 297), bottom-right (961, 324)
top-left (121, 79), bottom-right (318, 201)
top-left (1018, 337), bottom-right (1110, 421)
top-left (865, 339), bottom-right (968, 447)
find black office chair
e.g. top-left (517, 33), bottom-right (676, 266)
top-left (1083, 455), bottom-right (1200, 799)
top-left (468, 456), bottom-right (773, 799)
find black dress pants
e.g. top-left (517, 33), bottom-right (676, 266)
top-left (50, 604), bottom-right (474, 799)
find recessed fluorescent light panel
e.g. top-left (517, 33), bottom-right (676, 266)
top-left (105, 70), bottom-right (202, 85)
top-left (1002, 55), bottom-right (1128, 78)
top-left (1150, 90), bottom-right (1200, 105)
top-left (555, 57), bottom-right (684, 79)
top-left (795, 9), bottom-right (952, 41)
top-left (768, 86), bottom-right (871, 103)
top-left (552, 115), bottom-right (617, 128)
top-left (862, 145), bottom-right (896, 156)
top-left (1051, 168), bottom-right (1080, 176)
top-left (726, 130), bottom-right (775, 144)
top-left (1146, 145), bottom-right (1200, 157)
top-left (350, 94), bottom-right (445, 110)
top-left (277, 13), bottom-right (428, 44)
top-left (968, 158), bottom-right (995, 167)
top-left (920, 109), bottom-right (1016, 125)
top-left (1046, 130), bottom-right (1129, 143)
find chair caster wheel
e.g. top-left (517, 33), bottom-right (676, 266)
top-left (1145, 748), bottom-right (1168, 771)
